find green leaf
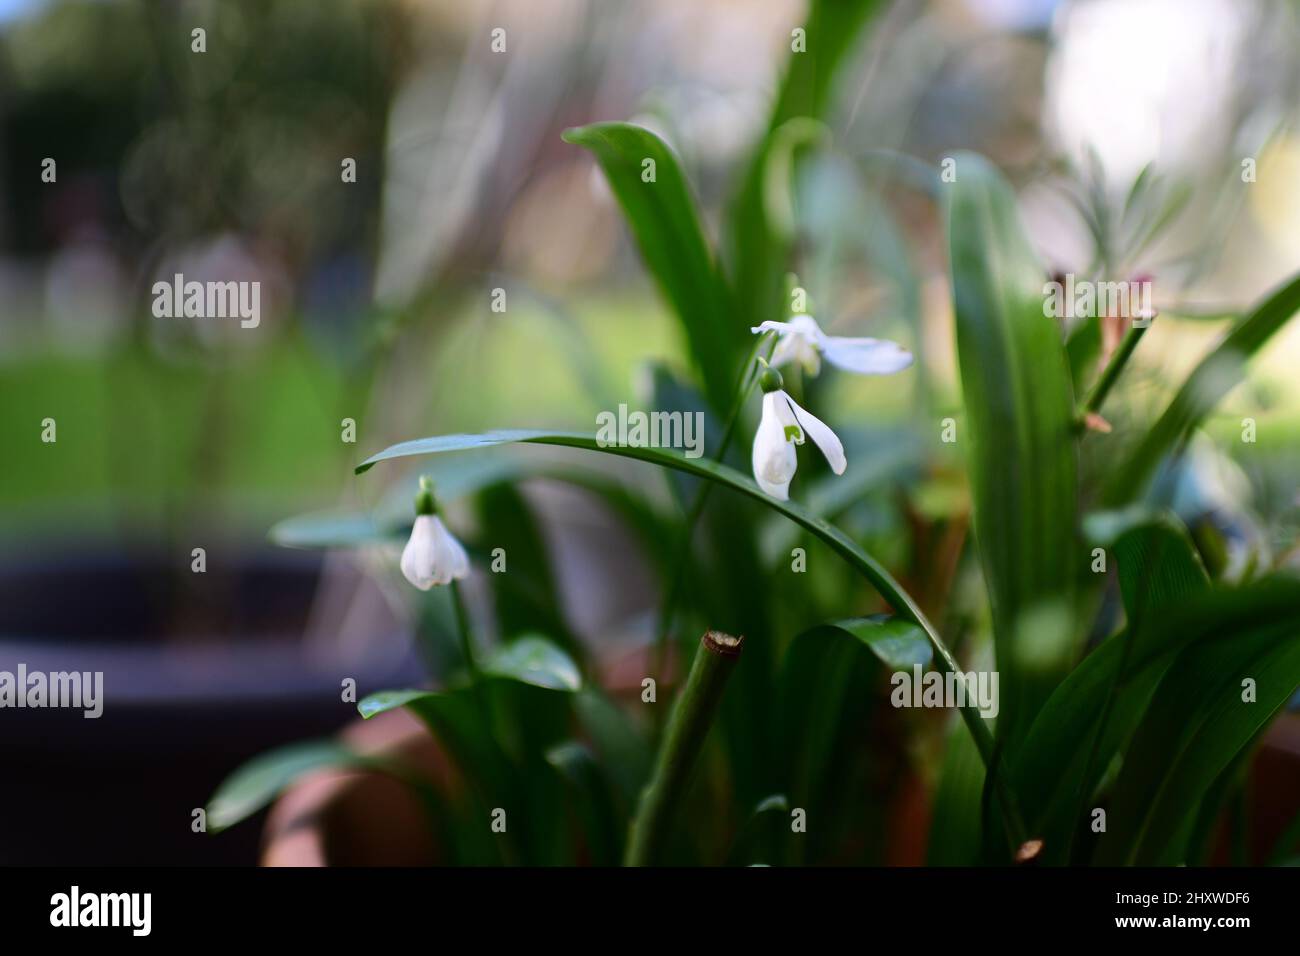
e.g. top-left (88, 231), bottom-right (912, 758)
top-left (1044, 510), bottom-right (1211, 862)
top-left (927, 719), bottom-right (987, 865)
top-left (647, 361), bottom-right (723, 506)
top-left (562, 122), bottom-right (738, 413)
top-left (1013, 578), bottom-right (1300, 863)
top-left (1085, 508), bottom-right (1209, 626)
top-left (360, 662), bottom-right (580, 865)
top-left (1183, 745), bottom-right (1253, 866)
top-left (270, 510), bottom-right (401, 550)
top-left (762, 118), bottom-right (831, 239)
top-left (357, 689), bottom-right (431, 720)
top-left (1269, 802), bottom-right (1300, 865)
top-left (814, 616), bottom-right (933, 670)
top-left (777, 617), bottom-right (930, 862)
top-left (475, 485), bottom-right (580, 657)
top-left (545, 741), bottom-right (623, 865)
top-left (206, 741), bottom-right (378, 833)
top-left (1065, 317), bottom-right (1101, 397)
top-left (1098, 615), bottom-right (1300, 864)
top-left (727, 793), bottom-right (791, 866)
top-left (728, 0), bottom-right (883, 330)
top-left (573, 688), bottom-right (653, 807)
top-left (483, 634), bottom-right (582, 692)
top-left (1120, 161), bottom-right (1156, 229)
top-left (360, 636), bottom-right (579, 728)
top-left (1104, 270), bottom-right (1300, 504)
top-left (1009, 634), bottom-right (1165, 861)
top-left (945, 152), bottom-right (1080, 743)
top-left (269, 453), bottom-right (532, 549)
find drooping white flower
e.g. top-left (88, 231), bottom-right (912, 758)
top-left (400, 477), bottom-right (470, 589)
top-left (751, 365), bottom-right (846, 500)
top-left (752, 314), bottom-right (912, 377)
top-left (401, 514), bottom-right (470, 589)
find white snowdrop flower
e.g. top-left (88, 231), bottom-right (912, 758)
top-left (751, 363), bottom-right (846, 500)
top-left (400, 478), bottom-right (470, 589)
top-left (751, 314), bottom-right (912, 377)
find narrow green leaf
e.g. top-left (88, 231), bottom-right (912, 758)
top-left (270, 510), bottom-right (400, 550)
top-left (573, 688), bottom-right (653, 807)
top-left (269, 453), bottom-right (532, 549)
top-left (1120, 161), bottom-right (1156, 228)
top-left (562, 122), bottom-right (738, 412)
top-left (728, 0), bottom-right (883, 330)
top-left (206, 741), bottom-right (377, 833)
top-left (483, 634), bottom-right (582, 692)
top-left (1052, 510), bottom-right (1211, 862)
top-left (1269, 802), bottom-right (1300, 865)
top-left (359, 670), bottom-right (578, 865)
top-left (1085, 508), bottom-right (1209, 625)
top-left (1099, 620), bottom-right (1300, 864)
top-left (361, 638), bottom-right (579, 725)
top-left (1065, 317), bottom-right (1101, 396)
top-left (1013, 578), bottom-right (1300, 862)
top-left (1104, 270), bottom-right (1300, 504)
top-left (798, 616), bottom-right (933, 671)
top-left (945, 151), bottom-right (1080, 743)
top-left (727, 793), bottom-right (791, 866)
top-left (777, 617), bottom-right (927, 862)
top-left (927, 719), bottom-right (987, 865)
top-left (545, 741), bottom-right (623, 865)
top-left (475, 486), bottom-right (581, 657)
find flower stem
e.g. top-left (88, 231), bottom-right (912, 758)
top-left (626, 630), bottom-right (744, 866)
top-left (651, 334), bottom-right (771, 709)
top-left (449, 579), bottom-right (492, 732)
top-left (449, 579), bottom-right (479, 680)
top-left (1077, 321), bottom-right (1149, 425)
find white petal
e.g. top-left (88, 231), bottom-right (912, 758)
top-left (752, 392), bottom-right (797, 499)
top-left (768, 332), bottom-right (797, 367)
top-left (770, 389), bottom-right (804, 443)
top-left (750, 320), bottom-right (794, 335)
top-left (786, 315), bottom-right (824, 338)
top-left (429, 516), bottom-right (470, 585)
top-left (400, 515), bottom-right (440, 590)
top-left (400, 515), bottom-right (469, 589)
top-left (784, 393), bottom-right (846, 475)
top-left (769, 317), bottom-right (824, 375)
top-left (799, 341), bottom-right (821, 376)
top-left (819, 335), bottom-right (913, 375)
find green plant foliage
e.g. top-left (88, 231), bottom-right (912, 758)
top-left (562, 122), bottom-right (738, 414)
top-left (777, 617), bottom-right (930, 863)
top-left (1104, 271), bottom-right (1300, 505)
top-left (728, 0), bottom-right (884, 332)
top-left (1097, 602), bottom-right (1300, 864)
top-left (358, 635), bottom-right (583, 865)
top-left (945, 152), bottom-right (1080, 745)
top-left (205, 741), bottom-right (424, 834)
top-left (475, 488), bottom-right (581, 658)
